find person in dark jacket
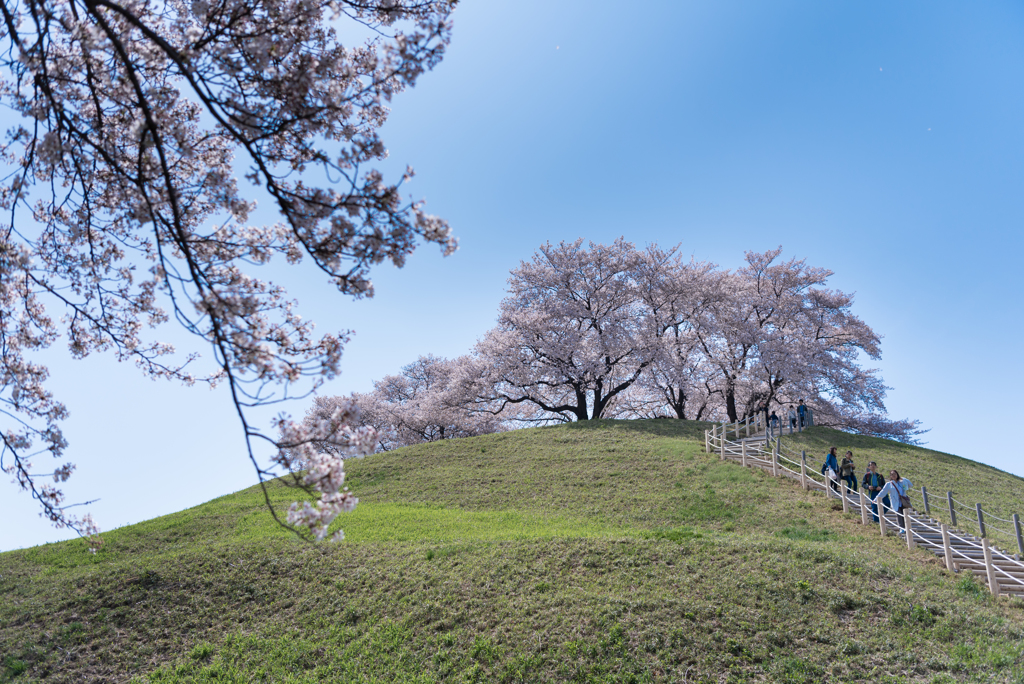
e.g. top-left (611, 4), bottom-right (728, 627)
top-left (797, 400), bottom-right (808, 429)
top-left (839, 451), bottom-right (857, 493)
top-left (821, 446), bottom-right (840, 492)
top-left (862, 461), bottom-right (885, 523)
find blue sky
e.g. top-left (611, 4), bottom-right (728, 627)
top-left (3, 0), bottom-right (1023, 551)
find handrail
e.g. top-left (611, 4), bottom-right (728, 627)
top-left (770, 434), bottom-right (1018, 544)
top-left (704, 420), bottom-right (1024, 597)
top-left (905, 509), bottom-right (1024, 574)
top-left (985, 522), bottom-right (1015, 535)
top-left (993, 564), bottom-right (1024, 591)
top-left (949, 495), bottom-right (1015, 526)
top-left (981, 510), bottom-right (1016, 525)
top-left (950, 494), bottom-right (973, 508)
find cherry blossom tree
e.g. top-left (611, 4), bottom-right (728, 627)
top-left (720, 249), bottom-right (891, 429)
top-left (0, 0), bottom-right (457, 544)
top-left (622, 246), bottom-right (721, 420)
top-left (655, 247), bottom-right (924, 442)
top-left (359, 354), bottom-right (503, 450)
top-left (468, 241), bottom-right (923, 442)
top-left (468, 238), bottom-right (660, 422)
top-left (299, 355), bottom-right (502, 454)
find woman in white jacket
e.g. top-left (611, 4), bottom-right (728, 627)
top-left (877, 470), bottom-right (912, 532)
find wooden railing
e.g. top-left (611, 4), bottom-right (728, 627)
top-left (704, 418), bottom-right (1024, 598)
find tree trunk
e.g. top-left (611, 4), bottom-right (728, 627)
top-left (725, 386), bottom-right (738, 422)
top-left (666, 386), bottom-right (686, 419)
top-left (574, 385), bottom-right (590, 421)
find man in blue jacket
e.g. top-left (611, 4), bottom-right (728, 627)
top-left (821, 447), bottom-right (840, 493)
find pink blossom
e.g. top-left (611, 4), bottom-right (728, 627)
top-left (0, 0), bottom-right (456, 544)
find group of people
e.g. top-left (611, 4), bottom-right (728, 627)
top-left (820, 447), bottom-right (914, 530)
top-left (767, 400), bottom-right (808, 437)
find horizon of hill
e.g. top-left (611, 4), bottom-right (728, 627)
top-left (1, 421), bottom-right (1023, 683)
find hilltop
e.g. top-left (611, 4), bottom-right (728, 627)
top-left (1, 421), bottom-right (1022, 683)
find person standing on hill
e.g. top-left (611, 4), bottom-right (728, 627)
top-left (787, 405), bottom-right (797, 432)
top-left (797, 400), bottom-right (808, 429)
top-left (862, 462), bottom-right (885, 523)
top-left (877, 470), bottom-right (913, 533)
top-left (821, 447), bottom-right (840, 492)
top-left (839, 451), bottom-right (857, 493)
top-left (769, 411), bottom-right (780, 438)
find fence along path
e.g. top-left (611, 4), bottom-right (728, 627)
top-left (704, 415), bottom-right (1024, 599)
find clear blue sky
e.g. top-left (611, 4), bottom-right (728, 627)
top-left (3, 0), bottom-right (1023, 551)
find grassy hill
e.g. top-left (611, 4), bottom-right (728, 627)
top-left (1, 421), bottom-right (1023, 683)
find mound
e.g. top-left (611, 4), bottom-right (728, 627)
top-left (1, 421), bottom-right (1022, 682)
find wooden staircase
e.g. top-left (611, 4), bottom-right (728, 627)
top-left (706, 418), bottom-right (1024, 599)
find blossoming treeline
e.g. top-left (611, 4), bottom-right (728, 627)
top-left (310, 240), bottom-right (923, 457)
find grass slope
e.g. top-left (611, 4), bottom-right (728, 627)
top-left (1, 421), bottom-right (1023, 683)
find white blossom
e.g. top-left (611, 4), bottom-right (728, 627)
top-left (0, 0), bottom-right (456, 545)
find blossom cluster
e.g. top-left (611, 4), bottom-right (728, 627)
top-left (274, 396), bottom-right (376, 540)
top-left (0, 0), bottom-right (456, 541)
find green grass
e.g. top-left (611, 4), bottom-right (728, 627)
top-left (1, 419), bottom-right (1023, 683)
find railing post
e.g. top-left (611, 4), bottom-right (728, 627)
top-left (879, 498), bottom-right (888, 537)
top-left (800, 451), bottom-right (808, 490)
top-left (947, 491), bottom-right (957, 528)
top-left (745, 418), bottom-right (750, 438)
top-left (976, 503), bottom-right (986, 539)
top-left (772, 439), bottom-right (779, 478)
top-left (940, 523), bottom-right (954, 572)
top-left (841, 482), bottom-right (849, 514)
top-left (983, 537), bottom-right (1000, 597)
top-left (741, 440), bottom-right (747, 467)
top-left (921, 486), bottom-right (930, 515)
top-left (704, 430), bottom-right (709, 454)
top-left (1013, 513), bottom-right (1023, 560)
top-left (905, 512), bottom-right (915, 550)
top-left (859, 489), bottom-right (869, 525)
top-left (720, 423), bottom-right (726, 461)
